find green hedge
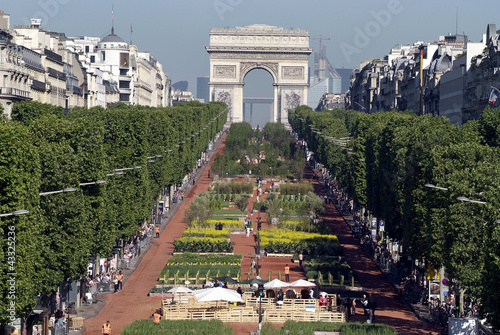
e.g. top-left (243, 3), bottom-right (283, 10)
top-left (213, 181), bottom-right (254, 194)
top-left (122, 320), bottom-right (233, 335)
top-left (173, 239), bottom-right (234, 253)
top-left (278, 182), bottom-right (313, 195)
top-left (260, 321), bottom-right (396, 335)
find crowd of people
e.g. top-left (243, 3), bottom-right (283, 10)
top-left (308, 156), bottom-right (484, 329)
top-left (83, 269), bottom-right (125, 302)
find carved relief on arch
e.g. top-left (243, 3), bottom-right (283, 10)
top-left (240, 62), bottom-right (278, 82)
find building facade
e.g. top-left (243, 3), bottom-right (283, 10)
top-left (0, 10), bottom-right (171, 118)
top-left (348, 26), bottom-right (500, 125)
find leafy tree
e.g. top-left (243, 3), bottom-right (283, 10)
top-left (0, 100), bottom-right (228, 324)
top-left (296, 191), bottom-right (325, 232)
top-left (0, 122), bottom-right (42, 323)
top-left (234, 194), bottom-right (250, 220)
top-left (184, 192), bottom-right (211, 233)
top-left (11, 100), bottom-right (64, 126)
top-left (478, 105), bottom-right (500, 147)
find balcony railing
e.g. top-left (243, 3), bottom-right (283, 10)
top-left (31, 80), bottom-right (46, 92)
top-left (0, 87), bottom-right (31, 99)
top-left (47, 67), bottom-right (67, 81)
top-left (71, 85), bottom-right (83, 96)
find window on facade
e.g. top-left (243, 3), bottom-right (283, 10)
top-left (100, 51), bottom-right (105, 61)
top-left (120, 68), bottom-right (128, 76)
top-left (90, 55), bottom-right (95, 63)
top-left (119, 93), bottom-right (130, 102)
top-left (119, 81), bottom-right (130, 89)
top-left (85, 45), bottom-right (89, 53)
top-left (3, 75), bottom-right (7, 87)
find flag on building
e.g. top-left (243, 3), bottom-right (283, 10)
top-left (488, 86), bottom-right (500, 105)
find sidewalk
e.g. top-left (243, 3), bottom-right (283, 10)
top-left (307, 164), bottom-right (440, 335)
top-left (338, 207), bottom-right (435, 325)
top-left (68, 133), bottom-right (225, 334)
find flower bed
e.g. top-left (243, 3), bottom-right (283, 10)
top-left (157, 253), bottom-right (243, 285)
top-left (259, 230), bottom-right (341, 255)
top-left (173, 238), bottom-right (233, 253)
top-left (304, 260), bottom-right (357, 286)
top-left (205, 219), bottom-right (245, 231)
top-left (182, 228), bottom-right (230, 239)
top-left (174, 229), bottom-right (234, 253)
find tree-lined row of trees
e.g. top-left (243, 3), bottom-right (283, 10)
top-left (0, 100), bottom-right (227, 322)
top-left (211, 122), bottom-right (305, 180)
top-left (289, 105), bottom-right (500, 329)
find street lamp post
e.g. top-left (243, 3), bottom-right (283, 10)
top-left (39, 188), bottom-right (77, 196)
top-left (79, 180), bottom-right (107, 187)
top-left (0, 209), bottom-right (30, 218)
top-left (424, 184), bottom-right (449, 191)
top-left (456, 196), bottom-right (487, 205)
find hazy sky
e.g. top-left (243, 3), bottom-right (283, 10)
top-left (3, 0), bottom-right (500, 122)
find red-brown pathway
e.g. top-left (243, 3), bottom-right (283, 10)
top-left (304, 166), bottom-right (440, 335)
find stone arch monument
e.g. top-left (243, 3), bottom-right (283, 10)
top-left (206, 24), bottom-right (312, 125)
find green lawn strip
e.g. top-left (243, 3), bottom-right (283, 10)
top-left (121, 319), bottom-right (233, 335)
top-left (157, 253), bottom-right (242, 285)
top-left (260, 321), bottom-right (397, 335)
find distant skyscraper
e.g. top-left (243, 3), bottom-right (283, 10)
top-left (197, 76), bottom-right (209, 103)
top-left (172, 80), bottom-right (188, 91)
top-left (308, 78), bottom-right (329, 109)
top-left (336, 68), bottom-right (353, 94)
top-left (308, 46), bottom-right (344, 108)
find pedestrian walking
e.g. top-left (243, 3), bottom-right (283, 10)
top-left (369, 297), bottom-right (377, 323)
top-left (251, 259), bottom-right (256, 276)
top-left (155, 225), bottom-right (160, 238)
top-left (102, 320), bottom-right (111, 334)
top-left (118, 271), bottom-right (124, 290)
top-left (284, 264), bottom-right (290, 282)
top-left (112, 274), bottom-right (119, 293)
top-left (298, 253), bottom-right (304, 268)
top-left (362, 294), bottom-right (369, 315)
top-left (153, 310), bottom-right (161, 325)
top-left (351, 298), bottom-right (356, 315)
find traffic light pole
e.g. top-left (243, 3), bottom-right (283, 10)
top-left (257, 283), bottom-right (264, 334)
top-left (258, 293), bottom-right (262, 333)
top-left (256, 156), bottom-right (263, 333)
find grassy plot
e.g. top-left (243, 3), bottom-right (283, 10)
top-left (260, 321), bottom-right (397, 335)
top-left (121, 319), bottom-right (233, 335)
top-left (157, 253), bottom-right (242, 285)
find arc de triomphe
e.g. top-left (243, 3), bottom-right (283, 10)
top-left (206, 24), bottom-right (312, 125)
